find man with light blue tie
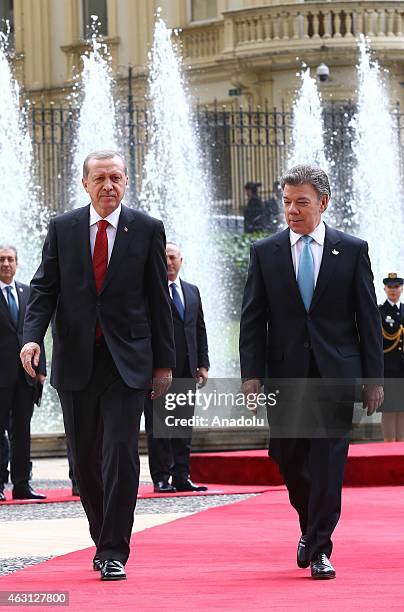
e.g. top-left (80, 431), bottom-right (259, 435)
top-left (240, 165), bottom-right (384, 580)
top-left (0, 246), bottom-right (46, 501)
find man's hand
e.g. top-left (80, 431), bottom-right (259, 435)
top-left (242, 378), bottom-right (262, 415)
top-left (151, 368), bottom-right (172, 399)
top-left (196, 367), bottom-right (209, 388)
top-left (20, 343), bottom-right (41, 378)
top-left (36, 373), bottom-right (46, 385)
top-left (362, 384), bottom-right (384, 416)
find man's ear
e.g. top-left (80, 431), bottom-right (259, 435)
top-left (82, 177), bottom-right (89, 193)
top-left (319, 194), bottom-right (329, 213)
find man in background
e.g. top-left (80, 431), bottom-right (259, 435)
top-left (145, 243), bottom-right (209, 493)
top-left (378, 273), bottom-right (404, 441)
top-left (0, 245), bottom-right (46, 501)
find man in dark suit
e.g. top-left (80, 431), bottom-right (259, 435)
top-left (0, 245), bottom-right (46, 501)
top-left (145, 243), bottom-right (209, 493)
top-left (21, 150), bottom-right (175, 581)
top-left (239, 164), bottom-right (384, 580)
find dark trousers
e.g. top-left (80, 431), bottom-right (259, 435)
top-left (0, 430), bottom-right (10, 485)
top-left (58, 342), bottom-right (144, 564)
top-left (144, 394), bottom-right (172, 483)
top-left (66, 441), bottom-right (77, 490)
top-left (268, 353), bottom-right (352, 560)
top-left (144, 365), bottom-right (194, 483)
top-left (269, 436), bottom-right (349, 559)
top-left (0, 371), bottom-right (35, 487)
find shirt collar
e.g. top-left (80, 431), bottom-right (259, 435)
top-left (289, 220), bottom-right (325, 247)
top-left (0, 279), bottom-right (16, 291)
top-left (387, 299), bottom-right (401, 308)
top-left (89, 203), bottom-right (121, 229)
top-left (168, 277), bottom-right (181, 288)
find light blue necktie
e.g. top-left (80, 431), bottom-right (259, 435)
top-left (5, 286), bottom-right (19, 326)
top-left (297, 235), bottom-right (314, 311)
top-left (170, 282), bottom-right (185, 320)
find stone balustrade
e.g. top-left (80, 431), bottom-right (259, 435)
top-left (179, 2), bottom-right (404, 63)
top-left (180, 23), bottom-right (223, 61)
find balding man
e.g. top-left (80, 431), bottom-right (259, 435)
top-left (145, 243), bottom-right (209, 493)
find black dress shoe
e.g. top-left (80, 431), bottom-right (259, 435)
top-left (0, 490), bottom-right (5, 502)
top-left (297, 535), bottom-right (310, 568)
top-left (101, 560), bottom-right (126, 581)
top-left (93, 557), bottom-right (103, 571)
top-left (310, 553), bottom-right (336, 579)
top-left (12, 485), bottom-right (46, 500)
top-left (172, 478), bottom-right (208, 492)
top-left (153, 481), bottom-right (177, 493)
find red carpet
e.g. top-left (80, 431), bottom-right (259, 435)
top-left (190, 442), bottom-right (404, 486)
top-left (1, 486), bottom-right (403, 610)
top-left (0, 483), bottom-right (276, 505)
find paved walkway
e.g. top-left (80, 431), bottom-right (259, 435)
top-left (0, 456), bottom-right (251, 575)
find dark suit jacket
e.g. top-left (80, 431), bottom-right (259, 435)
top-left (379, 300), bottom-right (404, 376)
top-left (23, 204), bottom-right (176, 391)
top-left (0, 281), bottom-right (46, 387)
top-left (171, 280), bottom-right (209, 379)
top-left (240, 226), bottom-right (383, 381)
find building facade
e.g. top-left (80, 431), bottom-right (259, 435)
top-left (2, 0), bottom-right (404, 107)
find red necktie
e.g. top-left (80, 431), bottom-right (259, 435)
top-left (93, 220), bottom-right (109, 339)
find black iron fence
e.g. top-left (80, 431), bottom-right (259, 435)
top-left (28, 92), bottom-right (404, 230)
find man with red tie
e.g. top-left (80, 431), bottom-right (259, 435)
top-left (20, 150), bottom-right (175, 581)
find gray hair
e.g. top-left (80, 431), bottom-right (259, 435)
top-left (280, 164), bottom-right (331, 199)
top-left (83, 150), bottom-right (127, 178)
top-left (166, 242), bottom-right (182, 256)
top-left (0, 245), bottom-right (18, 260)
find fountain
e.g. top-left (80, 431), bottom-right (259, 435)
top-left (0, 28), bottom-right (46, 282)
top-left (288, 67), bottom-right (349, 228)
top-left (289, 68), bottom-right (329, 172)
top-left (0, 28), bottom-right (54, 433)
top-left (350, 37), bottom-right (404, 299)
top-left (140, 16), bottom-right (232, 377)
top-left (71, 16), bottom-right (119, 209)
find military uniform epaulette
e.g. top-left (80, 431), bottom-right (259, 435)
top-left (379, 299), bottom-right (404, 354)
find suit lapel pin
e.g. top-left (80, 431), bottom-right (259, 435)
top-left (19, 287), bottom-right (23, 292)
top-left (124, 227), bottom-right (128, 232)
top-left (331, 249), bottom-right (340, 255)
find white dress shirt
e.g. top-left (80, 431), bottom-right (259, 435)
top-left (89, 204), bottom-right (121, 263)
top-left (168, 278), bottom-right (185, 307)
top-left (387, 299), bottom-right (401, 309)
top-left (0, 279), bottom-right (19, 310)
top-left (289, 220), bottom-right (325, 286)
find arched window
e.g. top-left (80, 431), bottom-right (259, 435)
top-left (82, 0), bottom-right (108, 37)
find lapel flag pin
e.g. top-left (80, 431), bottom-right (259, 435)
top-left (124, 227), bottom-right (128, 232)
top-left (331, 249), bottom-right (340, 255)
top-left (19, 287), bottom-right (23, 292)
